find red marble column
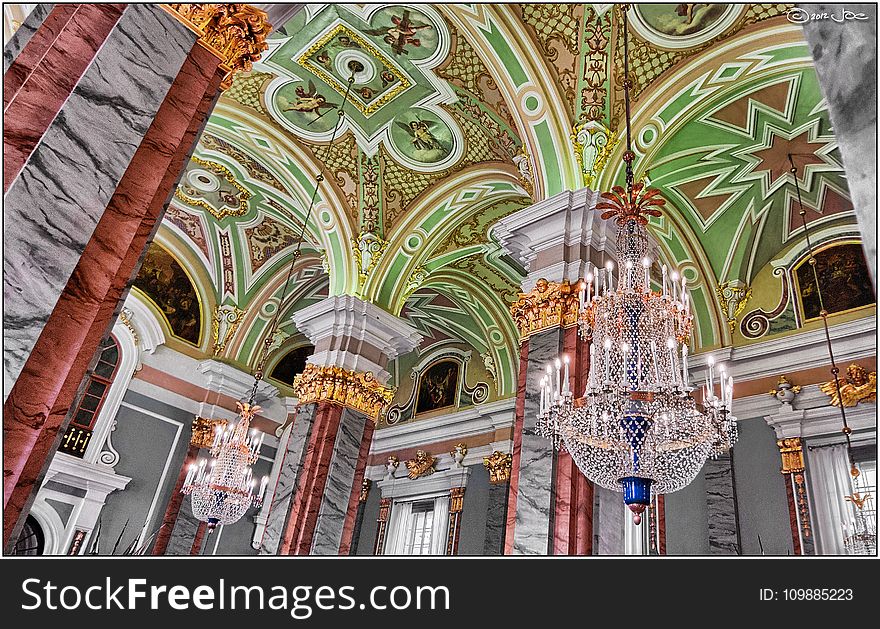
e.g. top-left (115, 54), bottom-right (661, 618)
top-left (552, 324), bottom-right (593, 555)
top-left (280, 403), bottom-right (344, 555)
top-left (656, 494), bottom-right (667, 555)
top-left (783, 474), bottom-right (803, 555)
top-left (3, 29), bottom-right (226, 546)
top-left (190, 522), bottom-right (208, 556)
top-left (152, 443), bottom-right (200, 556)
top-left (3, 4), bottom-right (125, 191)
top-left (338, 421), bottom-right (375, 555)
top-left (503, 339), bottom-right (530, 554)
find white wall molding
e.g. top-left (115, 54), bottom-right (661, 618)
top-left (370, 398), bottom-right (515, 456)
top-left (377, 466), bottom-right (471, 499)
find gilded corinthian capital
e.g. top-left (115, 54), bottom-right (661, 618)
top-left (291, 364), bottom-right (394, 421)
top-left (510, 278), bottom-right (581, 338)
top-left (162, 4), bottom-right (271, 88)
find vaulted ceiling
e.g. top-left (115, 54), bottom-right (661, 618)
top-left (140, 3), bottom-right (866, 410)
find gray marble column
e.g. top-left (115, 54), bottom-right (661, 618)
top-left (483, 481), bottom-right (508, 555)
top-left (259, 405), bottom-right (316, 555)
top-left (3, 4), bottom-right (197, 396)
top-left (705, 454), bottom-right (741, 555)
top-left (801, 4), bottom-right (877, 282)
top-left (512, 327), bottom-right (561, 555)
top-left (593, 485), bottom-right (625, 554)
top-left (310, 408), bottom-right (369, 555)
top-left (166, 501), bottom-right (202, 556)
top-left (2, 3), bottom-right (53, 72)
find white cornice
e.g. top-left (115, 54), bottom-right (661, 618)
top-left (45, 453), bottom-right (131, 496)
top-left (688, 317), bottom-right (876, 382)
top-left (293, 294), bottom-right (422, 362)
top-left (371, 398), bottom-right (515, 455)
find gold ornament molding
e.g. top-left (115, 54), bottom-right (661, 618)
top-left (483, 450), bottom-right (513, 484)
top-left (405, 450), bottom-right (436, 479)
top-left (819, 364), bottom-right (877, 407)
top-left (716, 280), bottom-right (752, 334)
top-left (777, 437), bottom-right (805, 474)
top-left (291, 364), bottom-right (394, 421)
top-left (359, 478), bottom-right (372, 503)
top-left (449, 486), bottom-right (466, 514)
top-left (211, 304), bottom-right (246, 356)
top-left (510, 278), bottom-right (581, 338)
top-left (190, 416), bottom-right (228, 449)
top-left (162, 3), bottom-right (271, 89)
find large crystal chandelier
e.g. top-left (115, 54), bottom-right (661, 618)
top-left (182, 401), bottom-right (268, 530)
top-left (535, 5), bottom-right (737, 524)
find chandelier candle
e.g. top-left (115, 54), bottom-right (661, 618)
top-left (533, 6), bottom-right (736, 524)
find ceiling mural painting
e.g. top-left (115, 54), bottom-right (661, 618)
top-left (140, 3), bottom-right (873, 414)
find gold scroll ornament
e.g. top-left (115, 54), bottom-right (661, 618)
top-left (292, 363), bottom-right (394, 421)
top-left (162, 4), bottom-right (271, 89)
top-left (405, 450), bottom-right (436, 479)
top-left (510, 278), bottom-right (581, 338)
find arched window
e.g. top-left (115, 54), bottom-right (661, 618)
top-left (59, 336), bottom-right (120, 458)
top-left (11, 516), bottom-right (44, 556)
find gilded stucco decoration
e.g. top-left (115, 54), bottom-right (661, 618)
top-left (291, 363), bottom-right (394, 421)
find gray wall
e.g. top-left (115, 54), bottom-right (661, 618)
top-left (733, 418), bottom-right (794, 555)
top-left (99, 390), bottom-right (193, 554)
top-left (665, 468), bottom-right (710, 555)
top-left (458, 464), bottom-right (491, 555)
top-left (355, 486), bottom-right (380, 555)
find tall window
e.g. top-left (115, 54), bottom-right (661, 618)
top-left (59, 336), bottom-right (120, 457)
top-left (403, 501), bottom-right (435, 555)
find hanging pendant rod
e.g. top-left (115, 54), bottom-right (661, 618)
top-left (245, 62), bottom-right (363, 405)
top-left (786, 152), bottom-right (854, 468)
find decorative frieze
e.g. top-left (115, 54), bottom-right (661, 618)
top-left (162, 3), bottom-right (271, 88)
top-left (291, 364), bottom-right (394, 421)
top-left (483, 450), bottom-right (513, 484)
top-left (510, 278), bottom-right (581, 338)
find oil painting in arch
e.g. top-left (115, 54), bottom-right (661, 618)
top-left (415, 359), bottom-right (460, 415)
top-left (132, 243), bottom-right (202, 345)
top-left (795, 242), bottom-right (875, 321)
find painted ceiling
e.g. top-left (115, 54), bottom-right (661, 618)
top-left (144, 3), bottom-right (870, 419)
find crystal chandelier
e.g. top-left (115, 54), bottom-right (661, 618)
top-left (182, 401), bottom-right (268, 530)
top-left (535, 5), bottom-right (737, 524)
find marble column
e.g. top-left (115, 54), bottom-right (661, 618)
top-left (495, 188), bottom-right (614, 555)
top-left (800, 4), bottom-right (877, 283)
top-left (257, 404), bottom-right (316, 555)
top-left (279, 295), bottom-right (421, 555)
top-left (152, 442), bottom-right (200, 556)
top-left (482, 451), bottom-right (512, 555)
top-left (705, 454), bottom-right (741, 555)
top-left (3, 3), bottom-right (270, 548)
top-left (593, 485), bottom-right (625, 554)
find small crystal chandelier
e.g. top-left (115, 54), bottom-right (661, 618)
top-left (179, 62), bottom-right (364, 538)
top-left (535, 5), bottom-right (737, 524)
top-left (182, 401), bottom-right (268, 531)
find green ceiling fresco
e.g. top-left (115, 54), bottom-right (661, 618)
top-left (149, 4), bottom-right (871, 399)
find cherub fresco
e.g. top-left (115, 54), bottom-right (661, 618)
top-left (364, 9), bottom-right (430, 55)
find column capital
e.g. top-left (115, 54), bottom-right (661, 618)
top-left (292, 295), bottom-right (422, 382)
top-left (491, 188), bottom-right (617, 291)
top-left (162, 3), bottom-right (271, 88)
top-left (509, 277), bottom-right (581, 338)
top-left (291, 364), bottom-right (393, 421)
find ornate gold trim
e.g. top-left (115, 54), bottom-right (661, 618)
top-left (777, 437), bottom-right (805, 474)
top-left (405, 450), bottom-right (436, 479)
top-left (483, 451), bottom-right (513, 484)
top-left (211, 304), bottom-right (246, 356)
top-left (359, 478), bottom-right (372, 503)
top-left (449, 486), bottom-right (466, 514)
top-left (175, 157), bottom-right (251, 219)
top-left (118, 307), bottom-right (139, 347)
top-left (162, 4), bottom-right (271, 89)
top-left (291, 364), bottom-right (394, 421)
top-left (716, 280), bottom-right (752, 334)
top-left (191, 416), bottom-right (228, 449)
top-left (510, 278), bottom-right (581, 338)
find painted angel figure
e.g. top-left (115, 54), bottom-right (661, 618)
top-left (285, 81), bottom-right (337, 118)
top-left (396, 118), bottom-right (446, 152)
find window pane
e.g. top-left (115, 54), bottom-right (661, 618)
top-left (86, 380), bottom-right (107, 398)
top-left (74, 409), bottom-right (94, 427)
top-left (101, 343), bottom-right (119, 366)
top-left (94, 360), bottom-right (115, 379)
top-left (79, 394), bottom-right (102, 412)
